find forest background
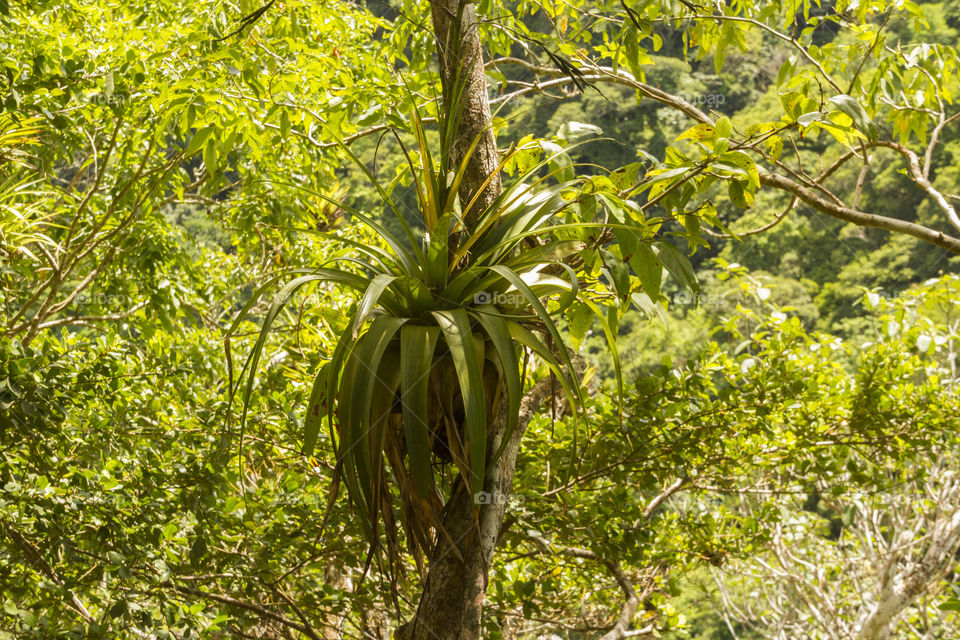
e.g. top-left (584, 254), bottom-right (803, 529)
top-left (3, 0), bottom-right (960, 638)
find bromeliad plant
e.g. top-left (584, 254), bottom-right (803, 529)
top-left (233, 84), bottom-right (687, 565)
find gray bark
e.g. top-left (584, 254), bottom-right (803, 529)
top-left (428, 0), bottom-right (501, 225)
top-left (398, 366), bottom-right (581, 640)
top-left (395, 5), bottom-right (567, 637)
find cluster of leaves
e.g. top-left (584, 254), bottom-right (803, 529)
top-left (479, 272), bottom-right (960, 636)
top-left (4, 0), bottom-right (960, 637)
top-left (236, 73), bottom-right (717, 573)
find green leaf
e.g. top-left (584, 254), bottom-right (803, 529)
top-left (237, 270), bottom-right (368, 458)
top-left (541, 140), bottom-right (574, 182)
top-left (714, 117), bottom-right (732, 139)
top-left (328, 133), bottom-right (424, 262)
top-left (566, 302), bottom-right (594, 347)
top-left (368, 348), bottom-right (401, 503)
top-left (426, 213), bottom-right (453, 288)
top-left (581, 299), bottom-right (623, 416)
top-left (828, 94), bottom-right (878, 141)
top-left (487, 265), bottom-right (582, 409)
top-left (676, 123), bottom-right (716, 143)
top-left (601, 249), bottom-right (631, 301)
top-left (777, 56), bottom-right (796, 87)
top-left (653, 241), bottom-right (699, 293)
top-left (343, 316), bottom-right (406, 526)
top-left (797, 111), bottom-right (824, 127)
top-left (203, 137), bottom-right (217, 173)
top-left (471, 309), bottom-right (521, 461)
top-left (632, 292), bottom-right (666, 321)
top-left (629, 243), bottom-right (663, 300)
top-left (718, 151), bottom-right (760, 189)
top-left (185, 125), bottom-right (215, 157)
top-left (400, 325), bottom-right (440, 497)
top-left (506, 322), bottom-right (577, 409)
top-left (432, 309), bottom-right (487, 491)
top-left (728, 180), bottom-right (753, 209)
top-left (940, 599), bottom-right (960, 612)
top-left (302, 365), bottom-right (327, 456)
top-left (352, 274), bottom-right (398, 336)
top-left (109, 600), bottom-right (127, 619)
top-left (556, 121), bottom-right (603, 141)
top-left (190, 536), bottom-right (207, 563)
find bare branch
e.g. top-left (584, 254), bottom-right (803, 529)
top-left (33, 300), bottom-right (149, 331)
top-left (759, 172), bottom-right (960, 254)
top-left (691, 15), bottom-right (843, 94)
top-left (643, 476), bottom-right (688, 518)
top-left (871, 140), bottom-right (960, 234)
top-left (703, 196), bottom-right (799, 240)
top-left (488, 58), bottom-right (711, 124)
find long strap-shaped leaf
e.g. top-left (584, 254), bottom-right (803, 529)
top-left (503, 240), bottom-right (586, 271)
top-left (368, 348), bottom-right (402, 519)
top-left (255, 179), bottom-right (422, 275)
top-left (475, 186), bottom-right (574, 261)
top-left (342, 317), bottom-right (407, 530)
top-left (352, 275), bottom-right (398, 337)
top-left (325, 136), bottom-right (423, 259)
top-left (470, 308), bottom-right (521, 463)
top-left (505, 321), bottom-right (578, 408)
top-left (399, 325), bottom-right (441, 498)
top-left (472, 220), bottom-right (655, 262)
top-left (425, 213), bottom-right (453, 288)
top-left (239, 270), bottom-right (369, 439)
top-left (431, 309), bottom-right (487, 493)
top-left (303, 363), bottom-right (328, 456)
top-left (227, 267), bottom-right (365, 337)
top-left (486, 265), bottom-right (584, 409)
top-left (268, 223), bottom-right (405, 275)
top-left (409, 106), bottom-right (440, 231)
top-left (334, 343), bottom-right (372, 539)
top-left (580, 299), bottom-right (624, 419)
top-left (549, 262), bottom-right (580, 311)
top-left (455, 140), bottom-right (599, 258)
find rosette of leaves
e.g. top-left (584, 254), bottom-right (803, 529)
top-left (234, 92), bottom-right (694, 565)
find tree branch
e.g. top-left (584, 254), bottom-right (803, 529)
top-left (488, 58), bottom-right (711, 124)
top-left (870, 140), bottom-right (960, 233)
top-left (759, 172), bottom-right (960, 254)
top-left (172, 583), bottom-right (322, 640)
top-left (2, 521), bottom-right (95, 623)
top-left (33, 300), bottom-right (149, 331)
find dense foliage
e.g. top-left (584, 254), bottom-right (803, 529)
top-left (3, 0), bottom-right (960, 638)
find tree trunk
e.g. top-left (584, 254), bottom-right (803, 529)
top-left (428, 0), bottom-right (501, 225)
top-left (397, 372), bottom-right (570, 639)
top-left (395, 6), bottom-right (566, 637)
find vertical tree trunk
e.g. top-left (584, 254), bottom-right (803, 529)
top-left (396, 5), bottom-right (566, 637)
top-left (397, 374), bottom-right (568, 640)
top-left (428, 0), bottom-right (501, 225)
